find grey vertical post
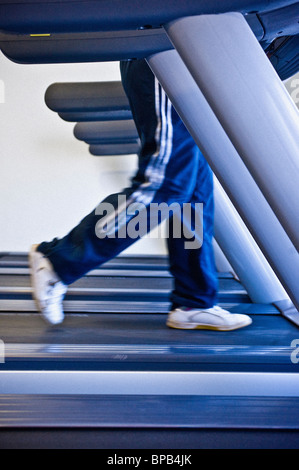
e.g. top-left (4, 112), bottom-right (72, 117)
top-left (165, 13), bottom-right (299, 252)
top-left (147, 49), bottom-right (299, 310)
top-left (214, 178), bottom-right (288, 304)
top-left (212, 239), bottom-right (234, 275)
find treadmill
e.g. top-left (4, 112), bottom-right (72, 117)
top-left (0, 252), bottom-right (299, 449)
top-left (0, 0), bottom-right (299, 449)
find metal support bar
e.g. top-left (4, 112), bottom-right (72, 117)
top-left (212, 239), bottom-right (234, 275)
top-left (147, 49), bottom-right (299, 310)
top-left (213, 179), bottom-right (287, 304)
top-left (165, 13), bottom-right (299, 252)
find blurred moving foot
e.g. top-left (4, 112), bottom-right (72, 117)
top-left (29, 245), bottom-right (67, 325)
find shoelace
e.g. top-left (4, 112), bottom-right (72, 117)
top-left (206, 306), bottom-right (230, 315)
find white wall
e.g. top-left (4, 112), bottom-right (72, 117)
top-left (0, 52), bottom-right (167, 254)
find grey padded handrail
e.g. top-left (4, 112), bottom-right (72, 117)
top-left (45, 82), bottom-right (130, 113)
top-left (45, 81), bottom-right (134, 122)
top-left (90, 143), bottom-right (141, 156)
top-left (74, 121), bottom-right (139, 145)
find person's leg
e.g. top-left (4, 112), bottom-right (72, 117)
top-left (167, 145), bottom-right (218, 310)
top-left (36, 188), bottom-right (150, 286)
top-left (31, 59), bottom-right (251, 329)
top-left (29, 59), bottom-right (177, 324)
top-left (35, 59), bottom-right (199, 287)
top-left (35, 59), bottom-right (174, 287)
top-left (159, 106), bottom-right (251, 330)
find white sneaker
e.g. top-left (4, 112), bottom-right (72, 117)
top-left (29, 245), bottom-right (67, 325)
top-left (167, 305), bottom-right (252, 331)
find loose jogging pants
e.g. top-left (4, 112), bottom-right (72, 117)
top-left (38, 60), bottom-right (218, 309)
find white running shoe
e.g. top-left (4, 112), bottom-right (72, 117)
top-left (29, 245), bottom-right (67, 325)
top-left (167, 305), bottom-right (252, 331)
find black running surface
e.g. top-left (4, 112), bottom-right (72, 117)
top-left (1, 394), bottom-right (299, 429)
top-left (1, 253), bottom-right (299, 448)
top-left (0, 254), bottom-right (254, 311)
top-left (0, 312), bottom-right (297, 372)
top-left (0, 253), bottom-right (297, 372)
top-left (1, 394), bottom-right (299, 449)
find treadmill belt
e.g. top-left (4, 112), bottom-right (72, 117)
top-left (0, 253), bottom-right (254, 313)
top-left (0, 312), bottom-right (297, 372)
top-left (1, 253), bottom-right (299, 449)
top-left (0, 252), bottom-right (288, 308)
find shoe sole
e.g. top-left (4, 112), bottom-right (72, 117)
top-left (166, 317), bottom-right (252, 331)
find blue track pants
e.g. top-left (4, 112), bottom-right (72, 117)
top-left (38, 60), bottom-right (218, 309)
